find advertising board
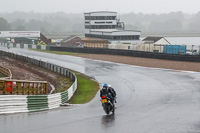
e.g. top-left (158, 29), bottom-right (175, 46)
top-left (0, 31), bottom-right (40, 38)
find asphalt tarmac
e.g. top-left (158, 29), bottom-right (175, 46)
top-left (1, 48), bottom-right (200, 133)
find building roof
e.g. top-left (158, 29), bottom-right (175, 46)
top-left (142, 36), bottom-right (163, 42)
top-left (142, 36), bottom-right (171, 45)
top-left (84, 11), bottom-right (117, 14)
top-left (61, 35), bottom-right (77, 43)
top-left (91, 29), bottom-right (141, 33)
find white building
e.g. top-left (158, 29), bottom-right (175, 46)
top-left (137, 36), bottom-right (171, 52)
top-left (84, 11), bottom-right (141, 45)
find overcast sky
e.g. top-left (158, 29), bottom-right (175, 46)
top-left (1, 0), bottom-right (200, 14)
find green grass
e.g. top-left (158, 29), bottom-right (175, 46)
top-left (30, 49), bottom-right (84, 56)
top-left (68, 72), bottom-right (99, 104)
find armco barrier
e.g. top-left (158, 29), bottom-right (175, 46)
top-left (49, 46), bottom-right (200, 62)
top-left (24, 44), bottom-right (29, 49)
top-left (32, 45), bottom-right (36, 49)
top-left (0, 50), bottom-right (77, 114)
top-left (27, 95), bottom-right (48, 111)
top-left (0, 95), bottom-right (28, 114)
top-left (16, 44), bottom-right (20, 48)
top-left (41, 45), bottom-right (46, 50)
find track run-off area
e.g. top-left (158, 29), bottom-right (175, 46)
top-left (1, 47), bottom-right (200, 133)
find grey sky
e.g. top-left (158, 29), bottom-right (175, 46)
top-left (1, 0), bottom-right (200, 14)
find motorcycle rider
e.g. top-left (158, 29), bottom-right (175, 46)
top-left (100, 83), bottom-right (109, 98)
top-left (100, 84), bottom-right (116, 105)
top-left (108, 84), bottom-right (117, 104)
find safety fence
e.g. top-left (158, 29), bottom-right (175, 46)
top-left (0, 50), bottom-right (77, 114)
top-left (0, 65), bottom-right (12, 79)
top-left (49, 46), bottom-right (200, 62)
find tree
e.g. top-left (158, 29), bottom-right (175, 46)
top-left (40, 26), bottom-right (47, 34)
top-left (0, 17), bottom-right (10, 30)
top-left (15, 25), bottom-right (26, 31)
top-left (10, 19), bottom-right (26, 30)
top-left (188, 12), bottom-right (200, 32)
top-left (164, 19), bottom-right (183, 32)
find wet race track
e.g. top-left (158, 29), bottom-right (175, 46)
top-left (1, 48), bottom-right (200, 133)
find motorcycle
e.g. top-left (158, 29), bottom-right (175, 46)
top-left (101, 95), bottom-right (115, 115)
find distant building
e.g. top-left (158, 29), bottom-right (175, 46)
top-left (0, 31), bottom-right (51, 45)
top-left (82, 37), bottom-right (109, 48)
top-left (137, 36), bottom-right (171, 52)
top-left (60, 35), bottom-right (82, 47)
top-left (84, 11), bottom-right (141, 45)
top-left (142, 37), bottom-right (171, 45)
top-left (108, 42), bottom-right (137, 50)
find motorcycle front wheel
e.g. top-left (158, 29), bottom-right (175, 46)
top-left (103, 103), bottom-right (110, 115)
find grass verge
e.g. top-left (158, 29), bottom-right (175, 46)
top-left (68, 72), bottom-right (99, 104)
top-left (30, 49), bottom-right (84, 56)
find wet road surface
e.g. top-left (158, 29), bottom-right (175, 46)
top-left (1, 48), bottom-right (200, 133)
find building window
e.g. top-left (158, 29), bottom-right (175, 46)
top-left (106, 21), bottom-right (113, 24)
top-left (90, 25), bottom-right (116, 29)
top-left (94, 22), bottom-right (105, 24)
top-left (112, 35), bottom-right (140, 40)
top-left (85, 16), bottom-right (89, 20)
top-left (85, 25), bottom-right (91, 29)
top-left (89, 16), bottom-right (116, 20)
top-left (135, 35), bottom-right (140, 39)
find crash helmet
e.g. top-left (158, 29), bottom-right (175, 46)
top-left (102, 83), bottom-right (108, 90)
top-left (108, 84), bottom-right (111, 88)
top-left (103, 83), bottom-right (107, 87)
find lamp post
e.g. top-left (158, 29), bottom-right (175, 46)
top-left (149, 42), bottom-right (150, 52)
top-left (199, 46), bottom-right (200, 55)
top-left (192, 45), bottom-right (194, 55)
top-left (160, 44), bottom-right (161, 53)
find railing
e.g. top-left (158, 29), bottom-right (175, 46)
top-left (0, 65), bottom-right (12, 79)
top-left (0, 79), bottom-right (48, 95)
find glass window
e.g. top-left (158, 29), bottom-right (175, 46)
top-left (85, 25), bottom-right (91, 29)
top-left (88, 16), bottom-right (116, 20)
top-left (85, 16), bottom-right (89, 20)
